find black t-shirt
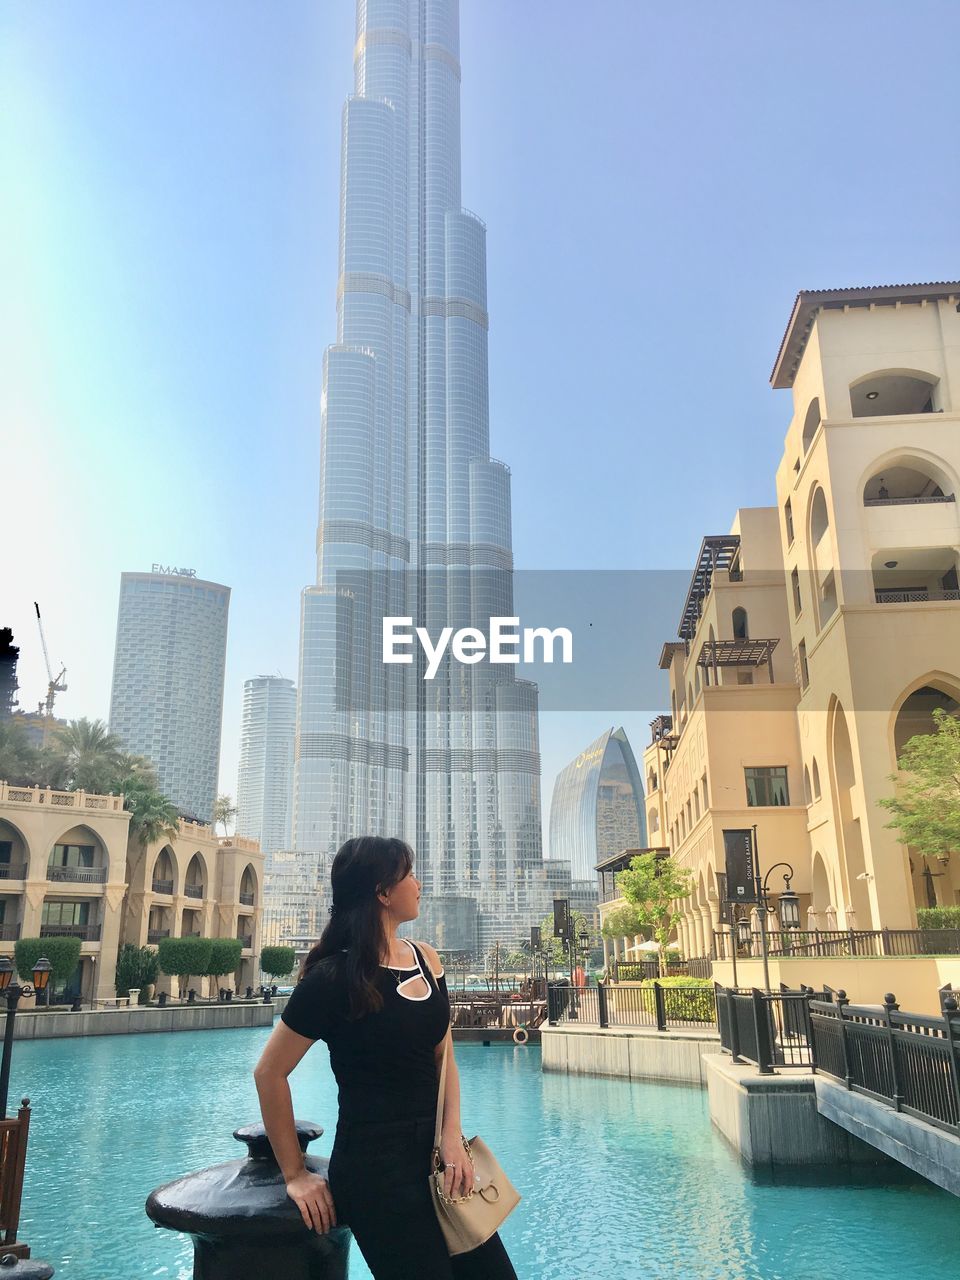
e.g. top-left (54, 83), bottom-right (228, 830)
top-left (281, 940), bottom-right (450, 1125)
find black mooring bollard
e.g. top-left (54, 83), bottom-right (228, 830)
top-left (146, 1121), bottom-right (351, 1280)
top-left (0, 1253), bottom-right (56, 1278)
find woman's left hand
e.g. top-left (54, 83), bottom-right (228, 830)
top-left (440, 1130), bottom-right (475, 1200)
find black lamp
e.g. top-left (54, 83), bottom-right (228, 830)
top-left (736, 916), bottom-right (752, 947)
top-left (778, 886), bottom-right (801, 930)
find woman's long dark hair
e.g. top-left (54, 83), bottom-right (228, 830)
top-left (300, 835), bottom-right (414, 1019)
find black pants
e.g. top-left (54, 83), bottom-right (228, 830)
top-left (328, 1114), bottom-right (519, 1280)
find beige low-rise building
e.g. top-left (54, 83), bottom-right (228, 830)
top-left (602, 280), bottom-right (960, 967)
top-left (0, 781), bottom-right (264, 1000)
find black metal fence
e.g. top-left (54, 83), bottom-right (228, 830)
top-left (713, 927), bottom-right (960, 961)
top-left (809, 992), bottom-right (960, 1137)
top-left (547, 981), bottom-right (716, 1031)
top-left (715, 985), bottom-right (816, 1073)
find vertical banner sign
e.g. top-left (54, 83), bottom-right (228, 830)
top-left (553, 898), bottom-right (570, 941)
top-left (531, 926), bottom-right (541, 950)
top-left (717, 871), bottom-right (731, 925)
top-left (722, 829), bottom-right (757, 904)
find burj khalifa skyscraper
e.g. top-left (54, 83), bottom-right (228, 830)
top-left (293, 0), bottom-right (550, 950)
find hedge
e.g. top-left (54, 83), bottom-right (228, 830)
top-left (260, 946), bottom-right (296, 979)
top-left (641, 976), bottom-right (716, 1023)
top-left (15, 936), bottom-right (81, 988)
top-left (158, 936), bottom-right (212, 978)
top-left (207, 938), bottom-right (243, 978)
top-left (917, 907), bottom-right (960, 930)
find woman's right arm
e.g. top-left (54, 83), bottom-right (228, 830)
top-left (254, 1022), bottom-right (337, 1233)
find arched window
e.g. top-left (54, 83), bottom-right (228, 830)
top-left (648, 810), bottom-right (659, 834)
top-left (784, 498), bottom-right (795, 544)
top-left (687, 681), bottom-right (694, 708)
top-left (810, 488), bottom-right (829, 546)
top-left (851, 371), bottom-right (939, 418)
top-left (802, 398), bottom-right (821, 453)
top-left (803, 766), bottom-right (812, 805)
top-left (811, 757), bottom-right (821, 800)
top-left (732, 607), bottom-right (748, 640)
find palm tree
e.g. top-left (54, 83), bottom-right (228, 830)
top-left (54, 718), bottom-right (122, 793)
top-left (112, 752), bottom-right (158, 792)
top-left (126, 785), bottom-right (180, 850)
top-left (0, 720), bottom-right (38, 786)
top-left (214, 794), bottom-right (238, 837)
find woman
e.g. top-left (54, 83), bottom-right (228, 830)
top-left (254, 835), bottom-right (519, 1279)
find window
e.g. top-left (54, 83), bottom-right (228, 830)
top-left (812, 758), bottom-right (822, 800)
top-left (797, 641), bottom-right (809, 689)
top-left (732, 607), bottom-right (748, 640)
top-left (41, 901), bottom-right (90, 926)
top-left (737, 670), bottom-right (754, 685)
top-left (745, 766), bottom-right (790, 807)
top-left (49, 844), bottom-right (95, 869)
top-left (0, 842), bottom-right (10, 864)
top-left (701, 774), bottom-right (708, 809)
top-left (791, 568), bottom-right (802, 616)
top-left (785, 499), bottom-right (794, 545)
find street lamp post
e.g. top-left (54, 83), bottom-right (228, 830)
top-left (751, 828), bottom-right (800, 991)
top-left (0, 956), bottom-right (52, 1117)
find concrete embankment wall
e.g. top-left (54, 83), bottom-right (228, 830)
top-left (13, 1001), bottom-right (276, 1040)
top-left (540, 1025), bottom-right (720, 1087)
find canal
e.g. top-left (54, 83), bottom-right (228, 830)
top-left (12, 1026), bottom-right (960, 1279)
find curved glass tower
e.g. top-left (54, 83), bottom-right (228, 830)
top-left (549, 728), bottom-right (647, 881)
top-left (294, 0), bottom-right (543, 941)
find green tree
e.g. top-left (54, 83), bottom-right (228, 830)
top-left (206, 937), bottom-right (243, 991)
top-left (214, 794), bottom-right (237, 837)
top-left (0, 720), bottom-right (38, 786)
top-left (53, 718), bottom-right (122, 793)
top-left (125, 783), bottom-right (180, 850)
top-left (879, 708), bottom-right (960, 864)
top-left (616, 852), bottom-right (693, 976)
top-left (600, 903), bottom-right (645, 939)
top-left (260, 946), bottom-right (296, 980)
top-left (15, 936), bottom-right (81, 1000)
top-left (115, 943), bottom-right (160, 1001)
top-left (158, 936), bottom-right (213, 996)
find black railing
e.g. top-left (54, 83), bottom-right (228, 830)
top-left (147, 929), bottom-right (170, 943)
top-left (152, 879), bottom-right (174, 895)
top-left (239, 892), bottom-right (255, 906)
top-left (40, 923), bottom-right (101, 941)
top-left (184, 884), bottom-right (204, 899)
top-left (0, 865), bottom-right (27, 881)
top-left (0, 924), bottom-right (19, 941)
top-left (237, 935), bottom-right (253, 949)
top-left (548, 981), bottom-right (716, 1031)
top-left (715, 985), bottom-right (816, 1073)
top-left (713, 927), bottom-right (960, 960)
top-left (810, 991), bottom-right (960, 1137)
top-left (46, 866), bottom-right (107, 884)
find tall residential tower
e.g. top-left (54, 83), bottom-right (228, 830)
top-left (294, 0), bottom-right (546, 948)
top-left (109, 569), bottom-right (229, 822)
top-left (236, 676), bottom-right (297, 859)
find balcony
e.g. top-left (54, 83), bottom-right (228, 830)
top-left (184, 884), bottom-right (204, 900)
top-left (180, 930), bottom-right (201, 938)
top-left (40, 924), bottom-right (101, 942)
top-left (0, 865), bottom-right (27, 881)
top-left (151, 879), bottom-right (174, 895)
top-left (865, 494), bottom-right (956, 507)
top-left (47, 866), bottom-right (107, 885)
top-left (0, 924), bottom-right (20, 941)
top-left (237, 934), bottom-right (253, 950)
top-left (239, 892), bottom-right (255, 907)
top-left (147, 929), bottom-right (170, 944)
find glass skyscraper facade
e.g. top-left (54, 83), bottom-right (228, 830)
top-left (236, 676), bottom-right (297, 858)
top-left (549, 727), bottom-right (647, 882)
top-left (293, 0), bottom-right (547, 950)
top-left (109, 571), bottom-right (229, 823)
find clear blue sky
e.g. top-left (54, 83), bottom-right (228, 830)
top-left (3, 1), bottom-right (958, 835)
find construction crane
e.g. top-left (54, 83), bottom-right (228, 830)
top-left (34, 602), bottom-right (67, 747)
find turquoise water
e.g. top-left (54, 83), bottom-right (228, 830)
top-left (10, 1026), bottom-right (960, 1279)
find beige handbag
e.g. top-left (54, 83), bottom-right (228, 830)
top-left (429, 1041), bottom-right (520, 1255)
